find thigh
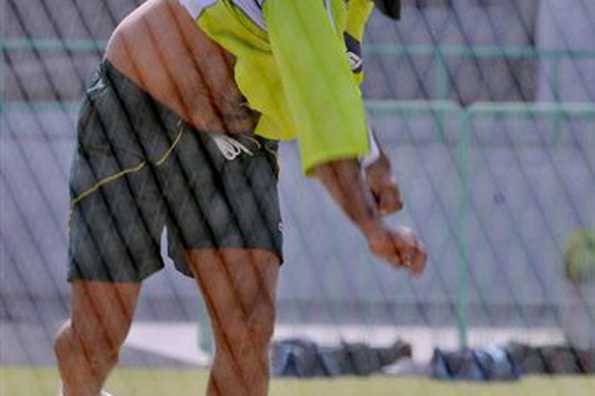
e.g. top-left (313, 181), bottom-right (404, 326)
top-left (68, 70), bottom-right (168, 283)
top-left (68, 159), bottom-right (167, 282)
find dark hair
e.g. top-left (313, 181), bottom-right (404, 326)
top-left (372, 0), bottom-right (401, 20)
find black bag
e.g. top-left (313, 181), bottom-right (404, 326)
top-left (431, 347), bottom-right (521, 381)
top-left (505, 342), bottom-right (595, 375)
top-left (270, 339), bottom-right (329, 377)
top-left (271, 338), bottom-right (412, 377)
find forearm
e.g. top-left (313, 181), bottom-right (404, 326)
top-left (312, 158), bottom-right (382, 236)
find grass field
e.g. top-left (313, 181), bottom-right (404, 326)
top-left (1, 367), bottom-right (594, 396)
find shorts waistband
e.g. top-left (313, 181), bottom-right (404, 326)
top-left (94, 58), bottom-right (277, 152)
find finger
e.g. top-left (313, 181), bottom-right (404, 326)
top-left (390, 230), bottom-right (425, 275)
top-left (400, 252), bottom-right (413, 271)
top-left (389, 232), bottom-right (416, 270)
top-left (367, 229), bottom-right (391, 255)
top-left (368, 232), bottom-right (402, 268)
top-left (408, 255), bottom-right (424, 276)
top-left (397, 250), bottom-right (416, 275)
top-left (365, 157), bottom-right (403, 212)
top-left (409, 243), bottom-right (427, 277)
top-left (378, 183), bottom-right (403, 215)
top-left (392, 180), bottom-right (404, 211)
top-left (378, 243), bottom-right (403, 268)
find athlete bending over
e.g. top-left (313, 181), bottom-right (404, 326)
top-left (54, 1), bottom-right (425, 395)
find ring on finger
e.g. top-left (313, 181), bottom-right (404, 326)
top-left (402, 256), bottom-right (413, 267)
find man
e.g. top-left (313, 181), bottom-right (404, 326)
top-left (54, 0), bottom-right (425, 395)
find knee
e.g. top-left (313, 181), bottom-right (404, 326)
top-left (219, 306), bottom-right (276, 353)
top-left (247, 307), bottom-right (276, 350)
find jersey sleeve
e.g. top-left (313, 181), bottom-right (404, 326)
top-left (263, 0), bottom-right (370, 175)
top-left (346, 0), bottom-right (375, 42)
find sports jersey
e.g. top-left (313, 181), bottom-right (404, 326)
top-left (178, 0), bottom-right (374, 174)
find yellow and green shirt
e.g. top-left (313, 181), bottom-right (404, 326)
top-left (178, 0), bottom-right (374, 173)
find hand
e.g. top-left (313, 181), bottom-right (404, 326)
top-left (365, 223), bottom-right (427, 276)
top-left (312, 158), bottom-right (426, 276)
top-left (364, 152), bottom-right (403, 215)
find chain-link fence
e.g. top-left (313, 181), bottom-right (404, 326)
top-left (1, 0), bottom-right (594, 389)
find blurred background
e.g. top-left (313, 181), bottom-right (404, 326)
top-left (1, 0), bottom-right (594, 394)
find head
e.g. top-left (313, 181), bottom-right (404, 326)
top-left (371, 0), bottom-right (401, 20)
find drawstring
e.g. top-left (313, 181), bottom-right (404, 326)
top-left (212, 135), bottom-right (254, 160)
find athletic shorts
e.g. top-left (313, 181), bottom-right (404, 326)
top-left (67, 59), bottom-right (283, 282)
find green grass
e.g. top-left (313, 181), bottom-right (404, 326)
top-left (2, 366), bottom-right (594, 396)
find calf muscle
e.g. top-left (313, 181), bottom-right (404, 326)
top-left (55, 282), bottom-right (141, 396)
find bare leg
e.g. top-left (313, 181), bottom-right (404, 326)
top-left (54, 281), bottom-right (141, 396)
top-left (186, 248), bottom-right (279, 396)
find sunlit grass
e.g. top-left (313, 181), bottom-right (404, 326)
top-left (2, 366), bottom-right (594, 396)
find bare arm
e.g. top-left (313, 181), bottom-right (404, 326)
top-left (312, 158), bottom-right (426, 276)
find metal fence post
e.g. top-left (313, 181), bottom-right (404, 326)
top-left (434, 47), bottom-right (449, 101)
top-left (455, 108), bottom-right (472, 349)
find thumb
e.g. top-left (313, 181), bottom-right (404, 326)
top-left (378, 179), bottom-right (403, 214)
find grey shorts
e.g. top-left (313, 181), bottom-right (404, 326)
top-left (68, 60), bottom-right (283, 282)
